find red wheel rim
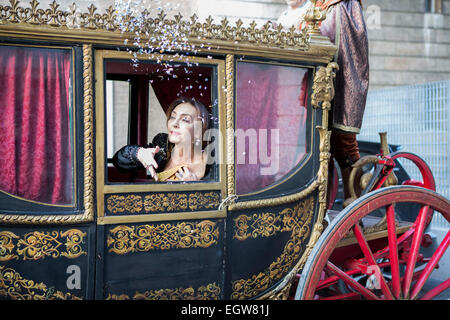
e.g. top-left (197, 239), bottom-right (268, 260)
top-left (298, 186), bottom-right (450, 300)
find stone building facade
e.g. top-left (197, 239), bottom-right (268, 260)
top-left (2, 0), bottom-right (449, 89)
top-left (190, 0), bottom-right (450, 89)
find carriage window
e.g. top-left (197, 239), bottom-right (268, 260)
top-left (235, 61), bottom-right (309, 195)
top-left (0, 45), bottom-right (74, 205)
top-left (105, 60), bottom-right (217, 183)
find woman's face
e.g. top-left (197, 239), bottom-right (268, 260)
top-left (286, 0), bottom-right (307, 9)
top-left (167, 102), bottom-right (203, 146)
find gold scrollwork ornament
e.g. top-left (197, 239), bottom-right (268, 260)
top-left (106, 282), bottom-right (221, 300)
top-left (107, 220), bottom-right (219, 255)
top-left (305, 0), bottom-right (327, 35)
top-left (0, 266), bottom-right (82, 300)
top-left (0, 229), bottom-right (87, 261)
top-left (311, 62), bottom-right (339, 127)
top-left (0, 231), bottom-right (19, 261)
top-left (231, 197), bottom-right (315, 299)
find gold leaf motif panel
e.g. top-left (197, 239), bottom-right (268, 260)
top-left (106, 282), bottom-right (221, 300)
top-left (0, 266), bottom-right (82, 300)
top-left (107, 220), bottom-right (220, 255)
top-left (233, 197), bottom-right (315, 241)
top-left (105, 191), bottom-right (220, 215)
top-left (0, 229), bottom-right (87, 261)
top-left (231, 196), bottom-right (315, 299)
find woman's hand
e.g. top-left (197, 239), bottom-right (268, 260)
top-left (136, 146), bottom-right (160, 181)
top-left (175, 167), bottom-right (199, 181)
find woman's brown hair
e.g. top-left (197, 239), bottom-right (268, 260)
top-left (165, 97), bottom-right (210, 136)
top-left (165, 97), bottom-right (211, 149)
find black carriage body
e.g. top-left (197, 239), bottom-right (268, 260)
top-left (0, 1), bottom-right (337, 300)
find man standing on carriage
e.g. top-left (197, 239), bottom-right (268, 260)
top-left (278, 0), bottom-right (369, 203)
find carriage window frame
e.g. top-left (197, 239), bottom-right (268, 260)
top-left (233, 59), bottom-right (315, 198)
top-left (94, 50), bottom-right (227, 224)
top-left (0, 43), bottom-right (78, 212)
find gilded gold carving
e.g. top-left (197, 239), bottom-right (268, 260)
top-left (0, 231), bottom-right (19, 261)
top-left (0, 266), bottom-right (82, 300)
top-left (106, 192), bottom-right (220, 214)
top-left (106, 282), bottom-right (221, 300)
top-left (106, 293), bottom-right (129, 300)
top-left (231, 197), bottom-right (315, 299)
top-left (234, 213), bottom-right (281, 241)
top-left (229, 180), bottom-right (320, 211)
top-left (107, 220), bottom-right (219, 255)
top-left (311, 62), bottom-right (339, 127)
top-left (305, 0), bottom-right (327, 35)
top-left (60, 229), bottom-right (87, 258)
top-left (0, 229), bottom-right (87, 261)
top-left (187, 192), bottom-right (220, 211)
top-left (145, 193), bottom-right (187, 212)
top-left (107, 195), bottom-right (143, 214)
top-left (16, 231), bottom-right (63, 260)
top-left (82, 43), bottom-right (95, 223)
top-left (225, 54), bottom-right (236, 199)
top-left (0, 0), bottom-right (309, 50)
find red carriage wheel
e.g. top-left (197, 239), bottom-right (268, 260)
top-left (295, 185), bottom-right (450, 300)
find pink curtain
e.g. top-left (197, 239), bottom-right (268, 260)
top-left (235, 62), bottom-right (308, 195)
top-left (0, 46), bottom-right (73, 205)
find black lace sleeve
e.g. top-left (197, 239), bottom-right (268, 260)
top-left (112, 133), bottom-right (169, 173)
top-left (112, 144), bottom-right (147, 172)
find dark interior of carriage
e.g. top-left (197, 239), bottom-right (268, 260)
top-left (104, 59), bottom-right (216, 183)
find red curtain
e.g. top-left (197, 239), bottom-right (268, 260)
top-left (105, 61), bottom-right (212, 111)
top-left (149, 68), bottom-right (212, 112)
top-left (235, 62), bottom-right (308, 195)
top-left (235, 62), bottom-right (278, 195)
top-left (0, 46), bottom-right (73, 205)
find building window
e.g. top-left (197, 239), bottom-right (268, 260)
top-left (426, 0), bottom-right (443, 13)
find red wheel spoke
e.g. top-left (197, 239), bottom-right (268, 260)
top-left (299, 186), bottom-right (450, 301)
top-left (374, 228), bottom-right (415, 260)
top-left (326, 261), bottom-right (380, 300)
top-left (317, 268), bottom-right (364, 290)
top-left (419, 278), bottom-right (450, 300)
top-left (317, 261), bottom-right (396, 290)
top-left (411, 231), bottom-right (450, 299)
top-left (403, 205), bottom-right (430, 298)
top-left (386, 204), bottom-right (402, 299)
top-left (353, 224), bottom-right (394, 299)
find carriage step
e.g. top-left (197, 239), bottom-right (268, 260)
top-left (326, 209), bottom-right (413, 248)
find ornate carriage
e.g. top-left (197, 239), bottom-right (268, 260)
top-left (0, 0), bottom-right (448, 301)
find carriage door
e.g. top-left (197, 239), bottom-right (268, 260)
top-left (224, 58), bottom-right (326, 299)
top-left (93, 49), bottom-right (229, 299)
